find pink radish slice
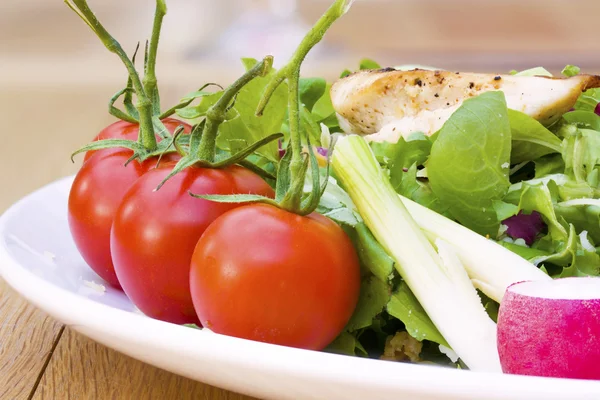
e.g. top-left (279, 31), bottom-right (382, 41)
top-left (497, 277), bottom-right (600, 380)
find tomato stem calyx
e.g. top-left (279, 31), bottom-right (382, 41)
top-left (197, 57), bottom-right (274, 163)
top-left (190, 0), bottom-right (352, 215)
top-left (66, 0), bottom-right (185, 163)
top-left (154, 57), bottom-right (281, 191)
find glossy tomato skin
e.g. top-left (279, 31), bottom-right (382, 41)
top-left (83, 118), bottom-right (190, 162)
top-left (110, 164), bottom-right (274, 325)
top-left (70, 119), bottom-right (190, 288)
top-left (68, 150), bottom-right (156, 288)
top-left (190, 204), bottom-right (361, 350)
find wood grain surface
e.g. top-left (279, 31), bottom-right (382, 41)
top-left (32, 328), bottom-right (255, 400)
top-left (0, 282), bottom-right (63, 400)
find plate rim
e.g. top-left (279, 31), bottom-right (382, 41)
top-left (1, 176), bottom-right (600, 400)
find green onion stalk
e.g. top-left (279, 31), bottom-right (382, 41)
top-left (332, 135), bottom-right (503, 372)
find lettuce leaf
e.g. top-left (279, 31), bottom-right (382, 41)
top-left (508, 109), bottom-right (562, 163)
top-left (387, 282), bottom-right (448, 347)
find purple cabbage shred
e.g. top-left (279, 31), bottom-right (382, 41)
top-left (503, 211), bottom-right (545, 246)
top-left (278, 139), bottom-right (328, 158)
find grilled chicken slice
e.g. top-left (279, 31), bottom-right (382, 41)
top-left (331, 68), bottom-right (600, 143)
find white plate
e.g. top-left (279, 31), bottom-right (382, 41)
top-left (1, 176), bottom-right (600, 400)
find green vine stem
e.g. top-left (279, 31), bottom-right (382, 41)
top-left (154, 56), bottom-right (277, 190)
top-left (65, 0), bottom-right (157, 151)
top-left (108, 88), bottom-right (138, 123)
top-left (197, 56), bottom-right (274, 163)
top-left (191, 0), bottom-right (353, 214)
top-left (257, 0), bottom-right (353, 213)
top-left (144, 0), bottom-right (167, 114)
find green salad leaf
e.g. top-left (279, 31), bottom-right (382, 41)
top-left (561, 65), bottom-right (581, 77)
top-left (387, 282), bottom-right (448, 347)
top-left (516, 182), bottom-right (568, 240)
top-left (359, 58), bottom-right (382, 70)
top-left (555, 199), bottom-right (600, 243)
top-left (563, 111), bottom-right (600, 131)
top-left (511, 67), bottom-right (553, 77)
top-left (326, 331), bottom-right (368, 356)
top-left (217, 63), bottom-right (287, 161)
top-left (534, 154), bottom-right (565, 178)
top-left (345, 276), bottom-right (391, 332)
top-left (176, 91), bottom-right (224, 120)
top-left (299, 77), bottom-right (327, 111)
top-left (508, 109), bottom-right (562, 163)
top-left (397, 163), bottom-right (449, 215)
top-left (348, 223), bottom-right (395, 283)
top-left (311, 83), bottom-right (339, 130)
top-left (563, 128), bottom-right (600, 183)
top-left (427, 91), bottom-right (512, 236)
top-left (388, 132), bottom-right (432, 173)
top-left (574, 88), bottom-right (600, 112)
top-left (498, 241), bottom-right (551, 260)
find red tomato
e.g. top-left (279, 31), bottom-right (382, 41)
top-left (69, 119), bottom-right (190, 288)
top-left (83, 118), bottom-right (190, 162)
top-left (189, 204), bottom-right (361, 350)
top-left (110, 164), bottom-right (274, 325)
top-left (68, 150), bottom-right (156, 288)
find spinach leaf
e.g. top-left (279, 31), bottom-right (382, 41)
top-left (299, 77), bottom-right (327, 111)
top-left (427, 91), bottom-right (512, 236)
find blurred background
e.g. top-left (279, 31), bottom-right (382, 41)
top-left (2, 0), bottom-right (600, 210)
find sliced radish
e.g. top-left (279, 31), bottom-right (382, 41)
top-left (497, 277), bottom-right (600, 380)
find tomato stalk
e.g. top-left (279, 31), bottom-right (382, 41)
top-left (197, 58), bottom-right (274, 163)
top-left (155, 56), bottom-right (281, 190)
top-left (108, 43), bottom-right (142, 124)
top-left (193, 0), bottom-right (353, 214)
top-left (65, 0), bottom-right (158, 152)
top-left (143, 0), bottom-right (167, 115)
top-left (256, 0), bottom-right (352, 213)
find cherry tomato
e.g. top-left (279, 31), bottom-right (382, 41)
top-left (110, 164), bottom-right (274, 325)
top-left (189, 204), bottom-right (361, 350)
top-left (69, 150), bottom-right (156, 288)
top-left (83, 118), bottom-right (190, 162)
top-left (69, 119), bottom-right (191, 288)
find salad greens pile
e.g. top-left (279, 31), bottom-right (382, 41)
top-left (64, 0), bottom-right (599, 371)
top-left (177, 55), bottom-right (600, 367)
top-left (176, 60), bottom-right (341, 175)
top-left (324, 62), bottom-right (600, 366)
